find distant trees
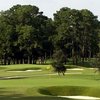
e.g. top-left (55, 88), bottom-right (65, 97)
top-left (0, 5), bottom-right (99, 65)
top-left (53, 7), bottom-right (99, 64)
top-left (0, 5), bottom-right (54, 65)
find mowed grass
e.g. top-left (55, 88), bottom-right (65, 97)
top-left (0, 64), bottom-right (100, 100)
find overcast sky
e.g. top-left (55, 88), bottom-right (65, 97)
top-left (0, 0), bottom-right (100, 20)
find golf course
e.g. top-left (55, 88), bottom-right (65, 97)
top-left (0, 3), bottom-right (100, 99)
top-left (0, 64), bottom-right (100, 100)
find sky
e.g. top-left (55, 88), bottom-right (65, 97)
top-left (0, 0), bottom-right (100, 20)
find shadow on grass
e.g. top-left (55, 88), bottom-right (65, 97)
top-left (0, 76), bottom-right (27, 80)
top-left (0, 95), bottom-right (72, 100)
top-left (7, 67), bottom-right (41, 71)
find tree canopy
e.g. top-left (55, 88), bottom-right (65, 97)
top-left (53, 7), bottom-right (99, 64)
top-left (0, 5), bottom-right (99, 65)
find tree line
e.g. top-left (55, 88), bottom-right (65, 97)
top-left (0, 5), bottom-right (100, 65)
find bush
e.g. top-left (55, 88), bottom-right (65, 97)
top-left (52, 62), bottom-right (66, 75)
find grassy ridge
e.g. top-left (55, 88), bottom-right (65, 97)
top-left (39, 86), bottom-right (100, 97)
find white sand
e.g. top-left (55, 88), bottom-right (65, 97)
top-left (59, 96), bottom-right (100, 100)
top-left (67, 68), bottom-right (84, 70)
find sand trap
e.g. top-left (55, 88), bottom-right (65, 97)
top-left (8, 69), bottom-right (42, 72)
top-left (89, 68), bottom-right (95, 70)
top-left (65, 72), bottom-right (82, 74)
top-left (67, 68), bottom-right (84, 71)
top-left (59, 96), bottom-right (100, 100)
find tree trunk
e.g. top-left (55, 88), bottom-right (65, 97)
top-left (16, 59), bottom-right (19, 64)
top-left (4, 54), bottom-right (7, 65)
top-left (20, 58), bottom-right (23, 64)
top-left (72, 48), bottom-right (75, 64)
top-left (29, 56), bottom-right (32, 64)
top-left (13, 58), bottom-right (16, 64)
top-left (8, 57), bottom-right (11, 65)
top-left (82, 46), bottom-right (85, 63)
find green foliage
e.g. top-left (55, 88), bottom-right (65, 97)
top-left (52, 50), bottom-right (67, 75)
top-left (53, 50), bottom-right (66, 63)
top-left (91, 53), bottom-right (100, 73)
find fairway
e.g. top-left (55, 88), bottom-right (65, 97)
top-left (0, 64), bottom-right (100, 100)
